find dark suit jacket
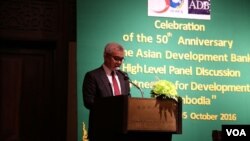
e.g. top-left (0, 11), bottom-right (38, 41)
top-left (82, 66), bottom-right (130, 109)
top-left (82, 66), bottom-right (130, 140)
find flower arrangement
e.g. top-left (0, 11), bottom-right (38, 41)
top-left (151, 80), bottom-right (179, 102)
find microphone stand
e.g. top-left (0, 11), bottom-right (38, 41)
top-left (129, 80), bottom-right (144, 98)
top-left (116, 69), bottom-right (144, 98)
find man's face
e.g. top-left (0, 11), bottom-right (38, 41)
top-left (105, 49), bottom-right (124, 70)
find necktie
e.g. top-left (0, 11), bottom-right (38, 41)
top-left (111, 71), bottom-right (120, 96)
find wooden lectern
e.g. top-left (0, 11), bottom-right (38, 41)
top-left (91, 95), bottom-right (182, 141)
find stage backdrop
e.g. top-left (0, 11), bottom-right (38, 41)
top-left (77, 0), bottom-right (250, 141)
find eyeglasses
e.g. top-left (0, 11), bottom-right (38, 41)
top-left (112, 56), bottom-right (124, 62)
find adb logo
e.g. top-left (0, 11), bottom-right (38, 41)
top-left (148, 0), bottom-right (211, 20)
top-left (188, 0), bottom-right (210, 15)
top-left (149, 0), bottom-right (184, 13)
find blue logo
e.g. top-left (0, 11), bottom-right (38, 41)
top-left (170, 0), bottom-right (184, 8)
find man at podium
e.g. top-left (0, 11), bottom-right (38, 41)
top-left (82, 42), bottom-right (131, 140)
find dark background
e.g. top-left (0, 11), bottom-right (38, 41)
top-left (0, 0), bottom-right (77, 141)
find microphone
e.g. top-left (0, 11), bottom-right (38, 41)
top-left (115, 67), bottom-right (129, 80)
top-left (116, 68), bottom-right (144, 98)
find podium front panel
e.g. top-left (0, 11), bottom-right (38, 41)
top-left (126, 98), bottom-right (179, 132)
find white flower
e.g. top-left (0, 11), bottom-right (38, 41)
top-left (151, 80), bottom-right (179, 102)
